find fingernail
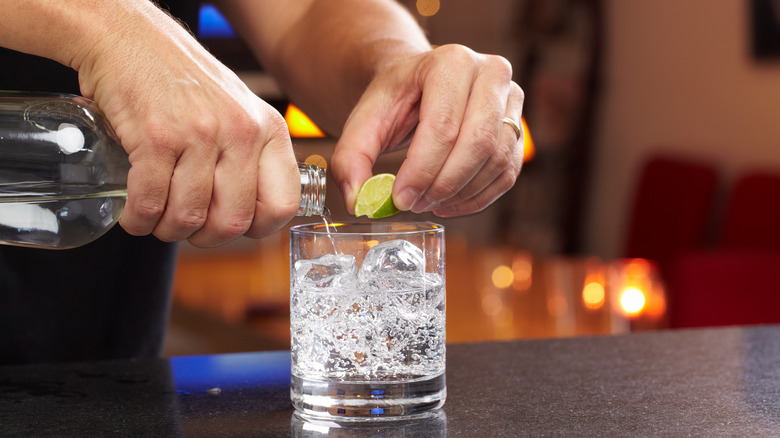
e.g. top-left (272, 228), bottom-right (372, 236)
top-left (341, 181), bottom-right (354, 199)
top-left (432, 206), bottom-right (456, 217)
top-left (341, 181), bottom-right (356, 212)
top-left (396, 188), bottom-right (419, 211)
top-left (411, 194), bottom-right (437, 213)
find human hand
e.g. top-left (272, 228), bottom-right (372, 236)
top-left (331, 44), bottom-right (524, 217)
top-left (76, 2), bottom-right (300, 247)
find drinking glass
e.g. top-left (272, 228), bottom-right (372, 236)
top-left (290, 222), bottom-right (446, 421)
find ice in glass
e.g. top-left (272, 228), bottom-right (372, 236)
top-left (290, 222), bottom-right (446, 420)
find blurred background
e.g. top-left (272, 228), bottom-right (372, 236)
top-left (164, 0), bottom-right (780, 356)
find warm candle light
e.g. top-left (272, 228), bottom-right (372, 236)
top-left (582, 282), bottom-right (606, 310)
top-left (619, 287), bottom-right (646, 315)
top-left (608, 258), bottom-right (665, 322)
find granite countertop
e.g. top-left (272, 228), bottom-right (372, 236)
top-left (2, 325), bottom-right (780, 436)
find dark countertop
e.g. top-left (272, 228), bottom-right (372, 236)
top-left (2, 325), bottom-right (780, 437)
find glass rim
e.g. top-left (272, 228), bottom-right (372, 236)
top-left (290, 221), bottom-right (444, 236)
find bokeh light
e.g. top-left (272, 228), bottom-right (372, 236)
top-left (304, 154), bottom-right (327, 169)
top-left (491, 265), bottom-right (514, 289)
top-left (582, 282), bottom-right (606, 310)
top-left (416, 0), bottom-right (440, 16)
top-left (619, 287), bottom-right (646, 315)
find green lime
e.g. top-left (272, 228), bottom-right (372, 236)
top-left (354, 173), bottom-right (401, 219)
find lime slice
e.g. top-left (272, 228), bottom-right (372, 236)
top-left (354, 173), bottom-right (400, 218)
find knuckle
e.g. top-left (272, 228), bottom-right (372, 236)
top-left (172, 209), bottom-right (208, 232)
top-left (428, 113), bottom-right (461, 145)
top-left (496, 168), bottom-right (518, 193)
top-left (438, 43), bottom-right (475, 61)
top-left (262, 107), bottom-right (289, 140)
top-left (485, 54), bottom-right (513, 80)
top-left (492, 146), bottom-right (513, 171)
top-left (429, 179), bottom-right (459, 201)
top-left (511, 81), bottom-right (525, 101)
top-left (191, 113), bottom-right (220, 141)
top-left (234, 113), bottom-right (263, 143)
top-left (215, 214), bottom-right (254, 241)
top-left (470, 125), bottom-right (500, 158)
top-left (134, 197), bottom-right (166, 220)
top-left (144, 121), bottom-right (180, 157)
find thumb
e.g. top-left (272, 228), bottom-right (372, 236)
top-left (330, 102), bottom-right (385, 215)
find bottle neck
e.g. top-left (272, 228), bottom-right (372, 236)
top-left (297, 163), bottom-right (326, 216)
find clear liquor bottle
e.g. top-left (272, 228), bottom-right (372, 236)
top-left (0, 92), bottom-right (326, 249)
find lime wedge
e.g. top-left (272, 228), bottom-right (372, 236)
top-left (354, 173), bottom-right (400, 219)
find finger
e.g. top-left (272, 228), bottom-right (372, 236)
top-left (393, 47), bottom-right (477, 212)
top-left (119, 136), bottom-right (176, 236)
top-left (245, 121), bottom-right (300, 239)
top-left (331, 81), bottom-right (420, 215)
top-left (408, 55), bottom-right (513, 213)
top-left (330, 110), bottom-right (383, 215)
top-left (186, 116), bottom-right (263, 247)
top-left (432, 167), bottom-right (518, 217)
top-left (151, 139), bottom-right (217, 242)
top-left (434, 80), bottom-right (524, 210)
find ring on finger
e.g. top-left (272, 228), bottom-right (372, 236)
top-left (502, 117), bottom-right (522, 142)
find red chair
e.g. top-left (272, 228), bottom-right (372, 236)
top-left (722, 172), bottom-right (780, 250)
top-left (668, 249), bottom-right (780, 328)
top-left (624, 154), bottom-right (718, 278)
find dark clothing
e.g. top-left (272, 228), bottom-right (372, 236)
top-left (0, 1), bottom-right (198, 364)
top-left (0, 228), bottom-right (178, 364)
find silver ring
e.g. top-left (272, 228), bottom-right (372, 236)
top-left (502, 117), bottom-right (522, 142)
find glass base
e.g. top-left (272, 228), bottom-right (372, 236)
top-left (291, 373), bottom-right (446, 421)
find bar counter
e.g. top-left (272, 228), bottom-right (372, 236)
top-left (3, 325), bottom-right (780, 436)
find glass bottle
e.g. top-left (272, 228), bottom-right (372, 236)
top-left (297, 163), bottom-right (326, 217)
top-left (0, 92), bottom-right (327, 249)
top-left (0, 92), bottom-right (130, 249)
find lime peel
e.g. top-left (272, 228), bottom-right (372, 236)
top-left (354, 173), bottom-right (401, 219)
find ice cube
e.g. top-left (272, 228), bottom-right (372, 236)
top-left (359, 239), bottom-right (425, 291)
top-left (294, 254), bottom-right (357, 289)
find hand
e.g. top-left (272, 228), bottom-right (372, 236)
top-left (331, 44), bottom-right (524, 217)
top-left (76, 2), bottom-right (300, 247)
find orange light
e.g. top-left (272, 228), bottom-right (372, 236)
top-left (416, 0), bottom-right (440, 16)
top-left (582, 257), bottom-right (606, 310)
top-left (521, 116), bottom-right (535, 163)
top-left (511, 252), bottom-right (533, 291)
top-left (304, 154), bottom-right (328, 169)
top-left (491, 265), bottom-right (514, 289)
top-left (619, 287), bottom-right (646, 316)
top-left (285, 103), bottom-right (326, 138)
top-left (582, 282), bottom-right (606, 310)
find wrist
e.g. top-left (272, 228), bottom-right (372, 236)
top-left (74, 1), bottom-right (199, 98)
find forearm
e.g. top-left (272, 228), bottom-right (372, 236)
top-left (0, 1), bottom-right (201, 95)
top-left (216, 0), bottom-right (432, 135)
top-left (0, 0), bottom-right (105, 69)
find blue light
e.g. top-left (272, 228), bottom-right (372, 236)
top-left (170, 351), bottom-right (290, 393)
top-left (370, 408), bottom-right (384, 415)
top-left (199, 4), bottom-right (236, 38)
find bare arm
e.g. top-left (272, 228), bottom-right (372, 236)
top-left (217, 0), bottom-right (524, 216)
top-left (0, 0), bottom-right (300, 246)
top-left (214, 0), bottom-right (431, 135)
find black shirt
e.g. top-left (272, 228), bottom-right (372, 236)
top-left (0, 1), bottom-right (199, 364)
